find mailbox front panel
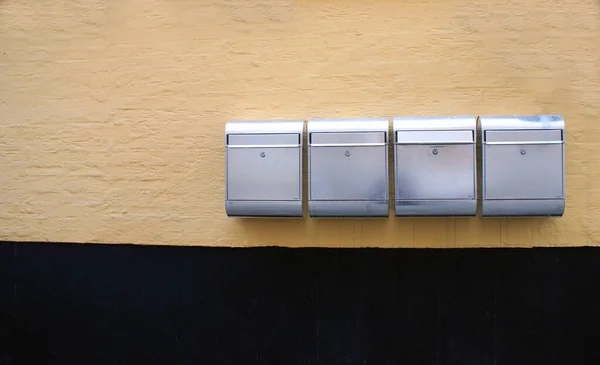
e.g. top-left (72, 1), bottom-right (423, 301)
top-left (484, 144), bottom-right (563, 200)
top-left (310, 145), bottom-right (387, 201)
top-left (225, 120), bottom-right (304, 217)
top-left (395, 144), bottom-right (475, 200)
top-left (227, 147), bottom-right (301, 201)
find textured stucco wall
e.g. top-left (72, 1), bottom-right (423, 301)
top-left (1, 0), bottom-right (599, 247)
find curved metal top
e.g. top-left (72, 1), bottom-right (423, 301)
top-left (393, 116), bottom-right (476, 131)
top-left (307, 118), bottom-right (388, 134)
top-left (479, 115), bottom-right (565, 131)
top-left (225, 120), bottom-right (304, 135)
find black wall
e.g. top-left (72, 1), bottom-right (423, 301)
top-left (0, 242), bottom-right (599, 364)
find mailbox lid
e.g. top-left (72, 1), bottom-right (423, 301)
top-left (310, 145), bottom-right (388, 201)
top-left (484, 143), bottom-right (563, 200)
top-left (395, 144), bottom-right (475, 200)
top-left (226, 120), bottom-right (305, 136)
top-left (393, 116), bottom-right (477, 134)
top-left (479, 115), bottom-right (565, 132)
top-left (308, 118), bottom-right (388, 135)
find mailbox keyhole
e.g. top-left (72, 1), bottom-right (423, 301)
top-left (344, 151), bottom-right (351, 157)
top-left (520, 149), bottom-right (527, 155)
top-left (260, 152), bottom-right (266, 158)
top-left (432, 149), bottom-right (439, 155)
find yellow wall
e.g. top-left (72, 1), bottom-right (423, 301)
top-left (1, 0), bottom-right (599, 247)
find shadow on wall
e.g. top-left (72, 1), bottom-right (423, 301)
top-left (236, 216), bottom-right (558, 247)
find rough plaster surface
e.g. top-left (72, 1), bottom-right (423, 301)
top-left (1, 0), bottom-right (599, 247)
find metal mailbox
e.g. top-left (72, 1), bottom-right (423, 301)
top-left (308, 118), bottom-right (389, 217)
top-left (393, 116), bottom-right (477, 216)
top-left (481, 115), bottom-right (565, 217)
top-left (225, 120), bottom-right (304, 217)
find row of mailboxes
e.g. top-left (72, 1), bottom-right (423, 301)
top-left (225, 115), bottom-right (565, 218)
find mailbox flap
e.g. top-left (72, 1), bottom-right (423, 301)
top-left (396, 130), bottom-right (474, 144)
top-left (310, 132), bottom-right (386, 146)
top-left (484, 130), bottom-right (563, 144)
top-left (227, 133), bottom-right (300, 147)
top-left (393, 116), bottom-right (476, 145)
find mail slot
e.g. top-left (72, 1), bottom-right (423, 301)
top-left (225, 120), bottom-right (304, 217)
top-left (308, 118), bottom-right (389, 217)
top-left (393, 116), bottom-right (477, 216)
top-left (481, 115), bottom-right (565, 217)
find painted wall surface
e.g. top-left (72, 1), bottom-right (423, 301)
top-left (1, 0), bottom-right (599, 247)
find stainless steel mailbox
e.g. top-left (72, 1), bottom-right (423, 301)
top-left (308, 118), bottom-right (389, 217)
top-left (225, 120), bottom-right (303, 217)
top-left (481, 115), bottom-right (565, 217)
top-left (393, 116), bottom-right (477, 216)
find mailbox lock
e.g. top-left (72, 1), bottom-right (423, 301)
top-left (260, 152), bottom-right (266, 158)
top-left (432, 149), bottom-right (439, 155)
top-left (520, 148), bottom-right (526, 155)
top-left (345, 151), bottom-right (351, 157)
